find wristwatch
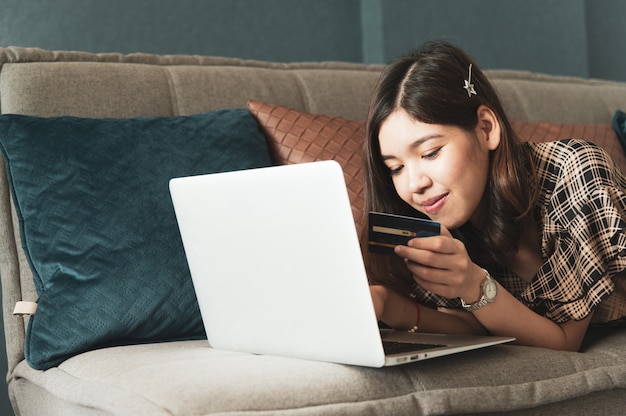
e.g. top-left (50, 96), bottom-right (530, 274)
top-left (461, 269), bottom-right (497, 311)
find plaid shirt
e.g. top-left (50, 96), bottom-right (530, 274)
top-left (412, 139), bottom-right (626, 324)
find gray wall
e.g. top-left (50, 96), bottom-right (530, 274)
top-left (379, 0), bottom-right (590, 77)
top-left (373, 0), bottom-right (626, 81)
top-left (1, 1), bottom-right (625, 415)
top-left (0, 0), bottom-right (364, 62)
top-left (1, 0), bottom-right (626, 79)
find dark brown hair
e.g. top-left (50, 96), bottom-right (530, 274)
top-left (363, 41), bottom-right (535, 291)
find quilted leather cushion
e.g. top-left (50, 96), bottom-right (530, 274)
top-left (0, 109), bottom-right (273, 370)
top-left (247, 100), bottom-right (366, 232)
top-left (512, 120), bottom-right (626, 173)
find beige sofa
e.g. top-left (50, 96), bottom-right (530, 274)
top-left (1, 47), bottom-right (625, 416)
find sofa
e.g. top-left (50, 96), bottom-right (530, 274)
top-left (0, 46), bottom-right (625, 416)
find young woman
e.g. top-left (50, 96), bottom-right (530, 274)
top-left (364, 40), bottom-right (626, 351)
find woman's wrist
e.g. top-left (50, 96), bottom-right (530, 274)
top-left (407, 302), bottom-right (420, 332)
top-left (460, 265), bottom-right (488, 304)
top-left (394, 297), bottom-right (421, 332)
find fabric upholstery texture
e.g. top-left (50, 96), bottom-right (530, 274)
top-left (247, 100), bottom-right (366, 232)
top-left (9, 329), bottom-right (626, 415)
top-left (0, 109), bottom-right (272, 370)
top-left (0, 48), bottom-right (381, 121)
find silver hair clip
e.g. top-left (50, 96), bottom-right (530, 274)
top-left (463, 64), bottom-right (477, 97)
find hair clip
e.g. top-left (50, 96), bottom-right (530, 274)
top-left (463, 64), bottom-right (477, 97)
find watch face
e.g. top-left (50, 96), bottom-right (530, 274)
top-left (484, 279), bottom-right (498, 300)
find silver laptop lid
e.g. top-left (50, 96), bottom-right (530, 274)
top-left (170, 161), bottom-right (387, 367)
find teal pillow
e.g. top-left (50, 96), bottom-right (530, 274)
top-left (613, 109), bottom-right (626, 153)
top-left (0, 109), bottom-right (273, 370)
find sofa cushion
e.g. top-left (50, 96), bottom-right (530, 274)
top-left (0, 109), bottom-right (273, 370)
top-left (247, 100), bottom-right (366, 232)
top-left (512, 120), bottom-right (626, 173)
top-left (10, 329), bottom-right (626, 415)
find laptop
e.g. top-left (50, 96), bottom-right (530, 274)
top-left (169, 160), bottom-right (514, 367)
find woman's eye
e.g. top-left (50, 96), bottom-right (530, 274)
top-left (388, 165), bottom-right (403, 175)
top-left (423, 147), bottom-right (442, 160)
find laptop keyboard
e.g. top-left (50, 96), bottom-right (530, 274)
top-left (382, 340), bottom-right (446, 355)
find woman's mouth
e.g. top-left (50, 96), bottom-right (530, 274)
top-left (420, 194), bottom-right (448, 215)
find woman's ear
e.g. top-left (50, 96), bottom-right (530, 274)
top-left (476, 105), bottom-right (501, 151)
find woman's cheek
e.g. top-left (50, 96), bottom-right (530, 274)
top-left (395, 179), bottom-right (421, 212)
top-left (392, 177), bottom-right (409, 202)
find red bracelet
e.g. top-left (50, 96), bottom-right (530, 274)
top-left (408, 303), bottom-right (420, 333)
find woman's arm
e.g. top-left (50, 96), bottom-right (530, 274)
top-left (469, 282), bottom-right (593, 351)
top-left (395, 233), bottom-right (594, 351)
top-left (369, 284), bottom-right (487, 335)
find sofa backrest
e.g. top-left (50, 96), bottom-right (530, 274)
top-left (0, 48), bottom-right (382, 120)
top-left (4, 48), bottom-right (626, 124)
top-left (2, 47), bottom-right (626, 374)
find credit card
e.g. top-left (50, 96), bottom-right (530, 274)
top-left (368, 212), bottom-right (440, 254)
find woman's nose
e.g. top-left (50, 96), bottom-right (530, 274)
top-left (408, 166), bottom-right (431, 194)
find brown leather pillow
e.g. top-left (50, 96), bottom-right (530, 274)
top-left (512, 121), bottom-right (626, 174)
top-left (247, 100), bottom-right (366, 232)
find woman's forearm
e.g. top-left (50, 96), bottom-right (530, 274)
top-left (370, 285), bottom-right (486, 335)
top-left (471, 282), bottom-right (592, 351)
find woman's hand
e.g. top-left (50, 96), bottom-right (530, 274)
top-left (369, 284), bottom-right (389, 321)
top-left (369, 285), bottom-right (419, 331)
top-left (393, 225), bottom-right (485, 303)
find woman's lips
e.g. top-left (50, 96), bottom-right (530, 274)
top-left (421, 194), bottom-right (448, 215)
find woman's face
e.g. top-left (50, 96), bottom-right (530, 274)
top-left (377, 107), bottom-right (500, 229)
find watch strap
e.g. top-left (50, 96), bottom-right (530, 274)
top-left (461, 269), bottom-right (495, 311)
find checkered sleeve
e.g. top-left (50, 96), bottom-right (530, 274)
top-left (524, 140), bottom-right (626, 323)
